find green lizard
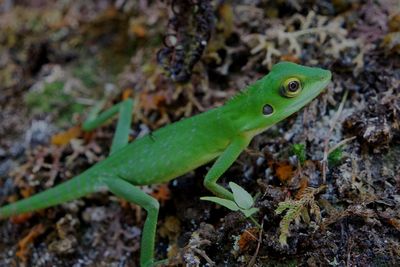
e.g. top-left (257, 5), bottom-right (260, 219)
top-left (0, 62), bottom-right (331, 266)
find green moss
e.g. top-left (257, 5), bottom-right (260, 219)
top-left (72, 63), bottom-right (98, 88)
top-left (292, 143), bottom-right (306, 165)
top-left (25, 81), bottom-right (64, 112)
top-left (25, 81), bottom-right (85, 126)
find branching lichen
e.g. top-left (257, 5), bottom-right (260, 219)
top-left (183, 232), bottom-right (215, 266)
top-left (243, 11), bottom-right (360, 69)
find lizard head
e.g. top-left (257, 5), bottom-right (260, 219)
top-left (234, 61), bottom-right (331, 136)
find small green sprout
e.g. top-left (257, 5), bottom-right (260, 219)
top-left (292, 143), bottom-right (306, 165)
top-left (328, 147), bottom-right (343, 167)
top-left (201, 182), bottom-right (259, 225)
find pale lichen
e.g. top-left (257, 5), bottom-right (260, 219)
top-left (243, 11), bottom-right (361, 69)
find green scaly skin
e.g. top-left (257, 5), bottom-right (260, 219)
top-left (0, 62), bottom-right (331, 267)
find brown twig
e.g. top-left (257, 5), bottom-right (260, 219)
top-left (327, 136), bottom-right (356, 154)
top-left (322, 90), bottom-right (349, 182)
top-left (247, 221), bottom-right (264, 267)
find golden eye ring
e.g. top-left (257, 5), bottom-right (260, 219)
top-left (280, 78), bottom-right (302, 98)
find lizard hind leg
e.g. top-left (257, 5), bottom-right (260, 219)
top-left (82, 98), bottom-right (134, 155)
top-left (101, 175), bottom-right (160, 267)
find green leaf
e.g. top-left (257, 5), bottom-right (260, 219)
top-left (241, 207), bottom-right (259, 218)
top-left (229, 182), bottom-right (253, 210)
top-left (200, 196), bottom-right (240, 211)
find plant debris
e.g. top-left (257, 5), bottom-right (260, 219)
top-left (0, 0), bottom-right (399, 266)
top-left (157, 0), bottom-right (214, 83)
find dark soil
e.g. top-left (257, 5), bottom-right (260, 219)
top-left (0, 1), bottom-right (399, 266)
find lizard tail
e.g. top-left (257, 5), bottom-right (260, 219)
top-left (0, 173), bottom-right (101, 219)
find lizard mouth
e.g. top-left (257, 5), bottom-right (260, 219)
top-left (285, 75), bottom-right (331, 116)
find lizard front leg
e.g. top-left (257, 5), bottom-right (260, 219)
top-left (203, 136), bottom-right (251, 200)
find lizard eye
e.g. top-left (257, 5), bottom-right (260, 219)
top-left (262, 104), bottom-right (274, 115)
top-left (280, 77), bottom-right (302, 98)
